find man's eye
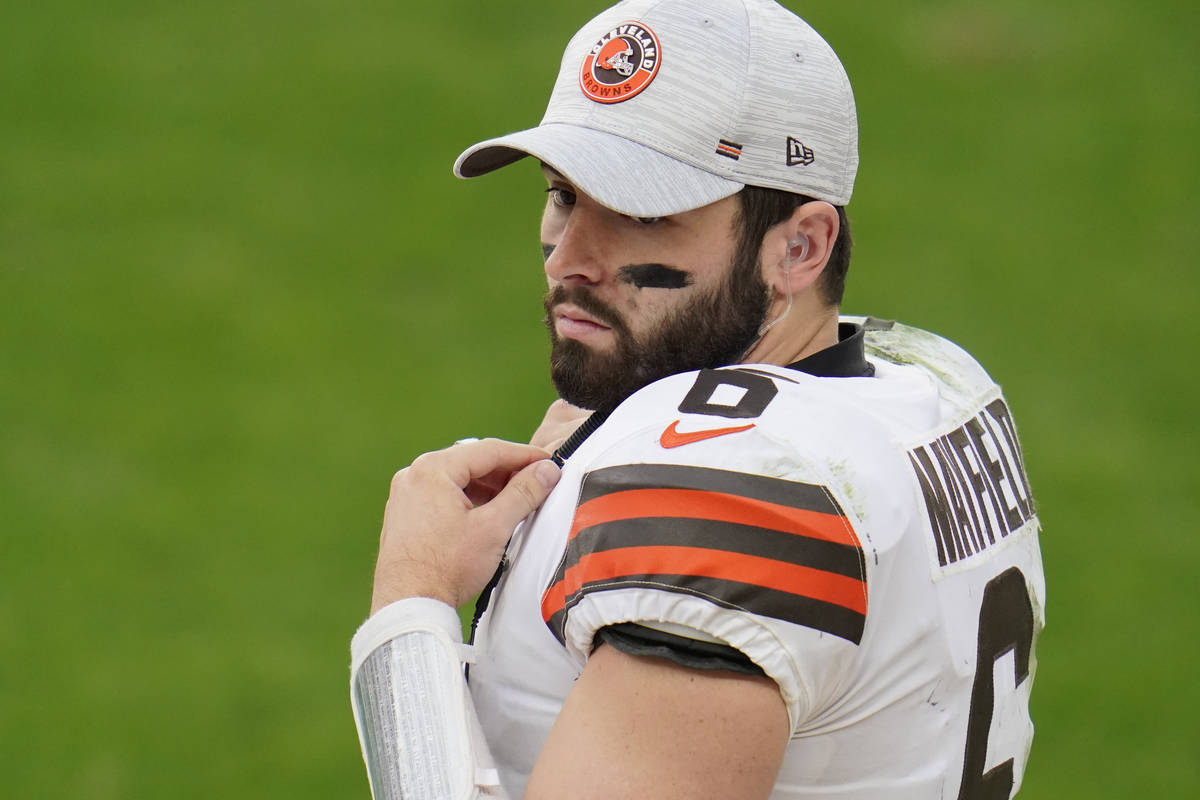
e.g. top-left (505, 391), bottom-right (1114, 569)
top-left (633, 216), bottom-right (663, 225)
top-left (546, 187), bottom-right (576, 208)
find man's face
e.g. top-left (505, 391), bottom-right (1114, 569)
top-left (540, 167), bottom-right (769, 412)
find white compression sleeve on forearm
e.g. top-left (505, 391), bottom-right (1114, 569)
top-left (350, 598), bottom-right (507, 800)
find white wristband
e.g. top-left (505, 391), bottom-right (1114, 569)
top-left (350, 598), bottom-right (507, 800)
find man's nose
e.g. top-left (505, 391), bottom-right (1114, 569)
top-left (544, 206), bottom-right (609, 288)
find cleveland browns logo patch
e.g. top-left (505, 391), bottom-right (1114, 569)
top-left (579, 22), bottom-right (661, 104)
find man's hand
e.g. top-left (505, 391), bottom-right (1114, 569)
top-left (530, 399), bottom-right (592, 451)
top-left (370, 438), bottom-right (561, 613)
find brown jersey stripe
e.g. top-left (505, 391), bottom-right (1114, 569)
top-left (561, 517), bottom-right (867, 582)
top-left (554, 545), bottom-right (866, 613)
top-left (544, 570), bottom-right (866, 645)
top-left (578, 464), bottom-right (843, 515)
top-left (570, 487), bottom-right (861, 549)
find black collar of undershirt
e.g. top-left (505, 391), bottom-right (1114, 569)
top-left (785, 322), bottom-right (875, 378)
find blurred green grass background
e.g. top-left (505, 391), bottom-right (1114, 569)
top-left (1, 0), bottom-right (1196, 797)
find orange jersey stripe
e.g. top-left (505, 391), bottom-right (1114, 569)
top-left (541, 580), bottom-right (567, 624)
top-left (542, 545), bottom-right (867, 620)
top-left (570, 488), bottom-right (860, 549)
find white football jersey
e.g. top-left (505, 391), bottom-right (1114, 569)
top-left (469, 318), bottom-right (1046, 799)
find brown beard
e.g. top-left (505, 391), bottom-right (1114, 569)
top-left (542, 260), bottom-right (769, 412)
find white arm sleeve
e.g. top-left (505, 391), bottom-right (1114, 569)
top-left (350, 598), bottom-right (508, 800)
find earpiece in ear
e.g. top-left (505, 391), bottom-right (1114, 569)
top-left (787, 234), bottom-right (810, 264)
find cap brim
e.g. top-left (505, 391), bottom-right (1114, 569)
top-left (453, 122), bottom-right (743, 218)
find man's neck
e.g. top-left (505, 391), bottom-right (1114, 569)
top-left (740, 303), bottom-right (840, 366)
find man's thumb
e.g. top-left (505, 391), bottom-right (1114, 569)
top-left (478, 459), bottom-right (561, 528)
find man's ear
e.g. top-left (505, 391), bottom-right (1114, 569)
top-left (759, 202), bottom-right (840, 298)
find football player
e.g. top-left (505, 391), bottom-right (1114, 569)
top-left (351, 1), bottom-right (1045, 798)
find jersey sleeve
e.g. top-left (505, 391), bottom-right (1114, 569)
top-left (539, 435), bottom-right (871, 732)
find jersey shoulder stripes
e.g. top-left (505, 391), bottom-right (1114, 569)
top-left (541, 461), bottom-right (869, 647)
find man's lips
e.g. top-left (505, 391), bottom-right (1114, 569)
top-left (553, 303), bottom-right (612, 341)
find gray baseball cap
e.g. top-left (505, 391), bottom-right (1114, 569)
top-left (454, 0), bottom-right (858, 217)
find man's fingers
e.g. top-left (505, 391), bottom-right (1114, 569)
top-left (474, 459), bottom-right (561, 531)
top-left (432, 438), bottom-right (552, 488)
top-left (464, 483), bottom-right (496, 508)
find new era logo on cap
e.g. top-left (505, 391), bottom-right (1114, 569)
top-left (787, 137), bottom-right (815, 167)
